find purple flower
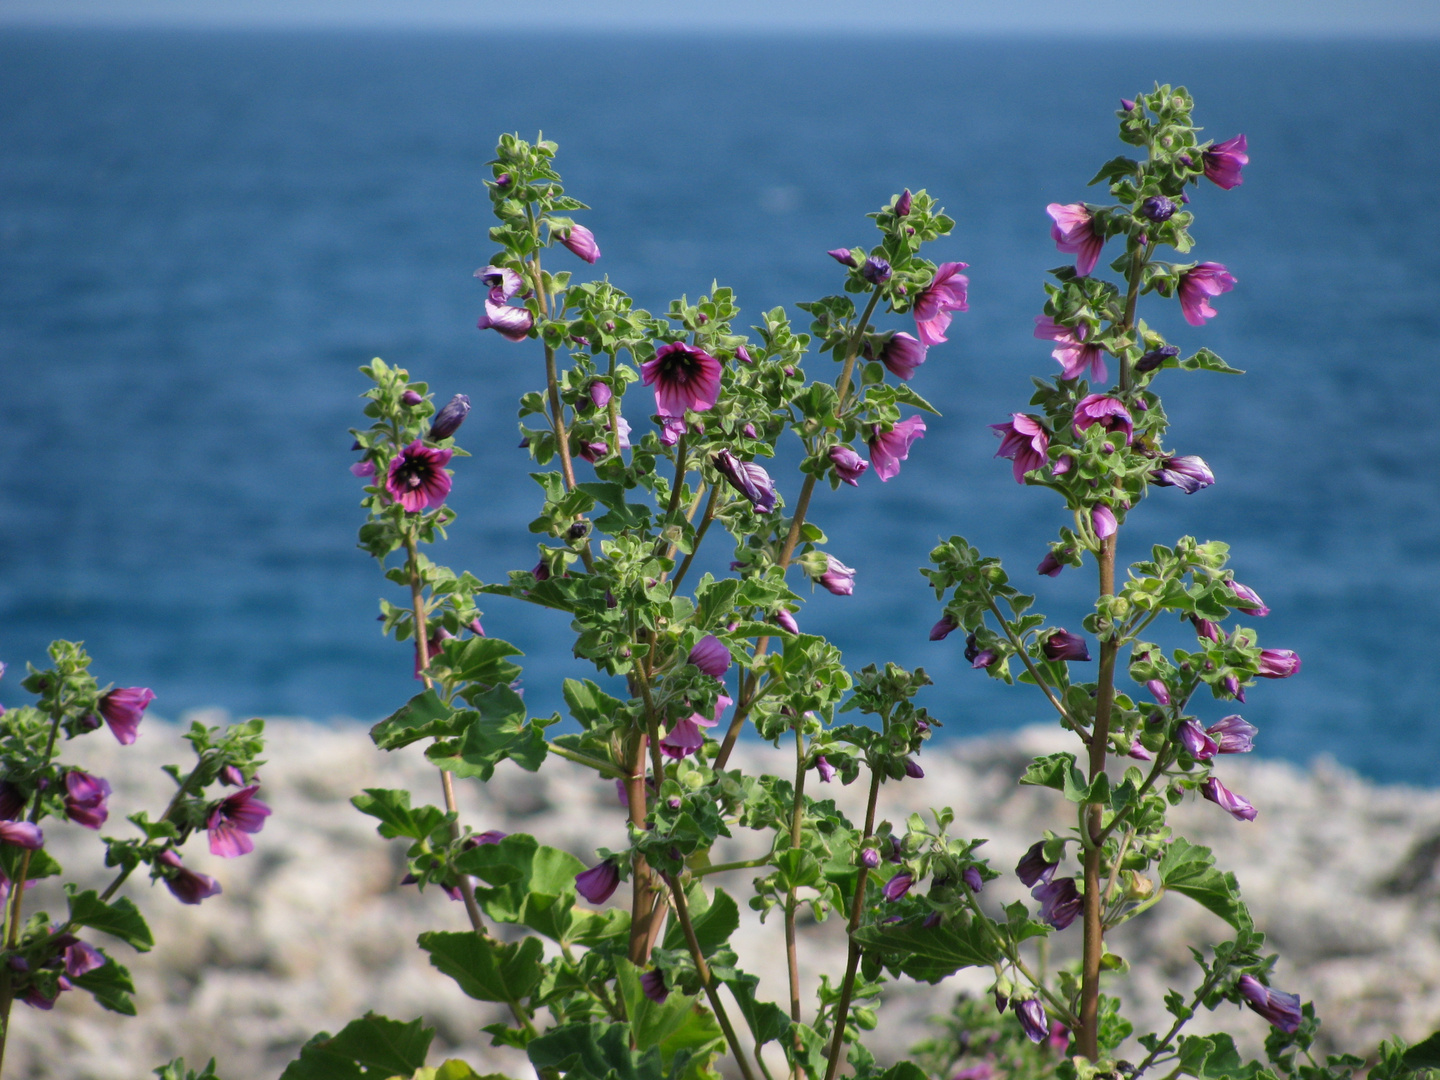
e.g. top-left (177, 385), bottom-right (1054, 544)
top-left (1091, 505), bottom-right (1117, 539)
top-left (414, 626), bottom-right (453, 679)
top-left (473, 830), bottom-right (508, 846)
top-left (1226, 581), bottom-right (1269, 617)
top-left (869, 415), bottom-right (926, 482)
top-left (1177, 263), bottom-right (1237, 326)
top-left (1014, 999), bottom-right (1049, 1043)
top-left (1207, 715), bottom-right (1257, 754)
top-left (642, 342), bottom-right (723, 417)
top-left (477, 299), bottom-right (534, 341)
top-left (21, 979), bottom-right (67, 1010)
top-left (63, 771), bottom-right (111, 830)
top-left (775, 609), bottom-right (800, 634)
top-left (930, 615), bottom-right (959, 641)
top-left (207, 784), bottom-right (272, 858)
top-left (1073, 394), bottom-right (1134, 446)
top-left (1192, 616), bottom-right (1223, 642)
top-left (1128, 741), bottom-right (1154, 762)
top-left (913, 262), bottom-right (970, 346)
top-left (1032, 877), bottom-right (1082, 929)
top-left (429, 394), bottom-right (471, 440)
top-left (99, 687), bottom-right (155, 746)
top-left (896, 189), bottom-right (913, 216)
top-left (386, 440), bottom-right (454, 513)
top-left (574, 858), bottom-right (621, 904)
top-left (816, 756), bottom-right (836, 783)
top-left (218, 765), bottom-right (246, 787)
top-left (1237, 974), bottom-right (1301, 1033)
top-left (640, 968), bottom-right (670, 1004)
top-left (878, 332), bottom-right (926, 381)
top-left (0, 821), bottom-right (43, 849)
top-left (1042, 629), bottom-right (1090, 663)
top-left (954, 1065), bottom-right (993, 1080)
top-left (1120, 98), bottom-right (1136, 111)
top-left (0, 781), bottom-right (27, 821)
top-left (1177, 719), bottom-right (1218, 761)
top-left (1223, 675), bottom-right (1246, 703)
top-left (861, 847), bottom-right (880, 869)
top-left (827, 248), bottom-right (858, 268)
top-left (1037, 551), bottom-right (1064, 577)
top-left (578, 417), bottom-right (632, 463)
top-left (557, 222), bottom-right (600, 263)
top-left (659, 416), bottom-right (686, 446)
top-left (990, 414), bottom-right (1050, 484)
top-left (475, 265), bottom-right (522, 303)
top-left (1203, 134), bottom-right (1249, 190)
top-left (400, 390), bottom-right (424, 407)
top-left (817, 555), bottom-right (856, 596)
top-left (660, 715), bottom-right (706, 761)
top-left (1257, 649), bottom-right (1301, 679)
top-left (157, 850), bottom-right (223, 905)
top-left (64, 939), bottom-right (106, 979)
top-left (1142, 195), bottom-right (1177, 222)
top-left (886, 836), bottom-right (903, 864)
top-left (1034, 317), bottom-right (1106, 383)
top-left (1151, 455), bottom-right (1214, 494)
top-left (1146, 679), bottom-right (1170, 706)
top-left (883, 872), bottom-right (913, 901)
top-left (1047, 203), bottom-right (1105, 277)
top-left (828, 444), bottom-right (869, 486)
top-left (1201, 776), bottom-right (1257, 821)
top-left (583, 380), bottom-right (613, 413)
top-left (350, 460), bottom-right (376, 478)
top-left (963, 866), bottom-right (984, 893)
top-left (1016, 841), bottom-right (1057, 887)
top-left (688, 634), bottom-right (732, 678)
top-left (862, 256), bottom-right (892, 284)
top-left (712, 449), bottom-right (776, 513)
top-left (903, 758), bottom-right (924, 780)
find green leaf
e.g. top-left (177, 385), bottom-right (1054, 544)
top-left (661, 886), bottom-right (738, 957)
top-left (426, 686), bottom-right (549, 781)
top-left (1175, 1033), bottom-right (1268, 1080)
top-left (279, 1013), bottom-right (435, 1080)
top-left (1178, 348), bottom-right (1244, 375)
top-left (72, 953), bottom-right (136, 1014)
top-left (455, 833), bottom-right (586, 942)
top-left (891, 384), bottom-right (941, 416)
top-left (445, 637), bottom-right (525, 687)
top-left (152, 1059), bottom-right (222, 1080)
top-left (851, 917), bottom-right (999, 982)
top-left (881, 1065), bottom-right (930, 1080)
top-left (721, 970), bottom-right (791, 1047)
top-left (563, 678), bottom-right (624, 731)
top-left (370, 689), bottom-right (458, 750)
top-left (0, 844), bottom-right (60, 883)
top-left (579, 482), bottom-right (653, 532)
top-left (1088, 155), bottom-right (1141, 186)
top-left (1402, 1031), bottom-right (1440, 1070)
top-left (351, 788), bottom-right (447, 841)
top-left (1159, 838), bottom-right (1251, 930)
top-left (527, 1022), bottom-right (689, 1080)
top-left (615, 960), bottom-right (724, 1067)
top-left (419, 931), bottom-right (545, 1004)
top-left (66, 888), bottom-right (154, 952)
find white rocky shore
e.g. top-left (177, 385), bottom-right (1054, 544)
top-left (14, 715), bottom-right (1440, 1079)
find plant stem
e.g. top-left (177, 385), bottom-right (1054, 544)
top-left (1129, 960), bottom-right (1228, 1080)
top-left (546, 740), bottom-right (625, 778)
top-left (626, 661), bottom-right (667, 966)
top-left (822, 768), bottom-right (882, 1080)
top-left (785, 723), bottom-right (808, 1034)
top-left (671, 484), bottom-right (721, 590)
top-left (985, 597), bottom-right (1078, 732)
top-left (652, 434), bottom-right (688, 559)
top-left (960, 885), bottom-right (1080, 1028)
top-left (692, 855), bottom-right (774, 878)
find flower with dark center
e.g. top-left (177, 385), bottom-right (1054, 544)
top-left (557, 222), bottom-right (600, 263)
top-left (1236, 974), bottom-right (1301, 1032)
top-left (828, 444), bottom-right (869, 486)
top-left (1257, 649), bottom-right (1300, 679)
top-left (0, 782), bottom-right (26, 821)
top-left (208, 784), bottom-right (273, 858)
top-left (869, 416), bottom-right (926, 482)
top-left (63, 771), bottom-right (111, 830)
top-left (386, 440), bottom-right (454, 513)
top-left (474, 265), bottom-right (522, 303)
top-left (883, 872), bottom-right (914, 901)
top-left (476, 299), bottom-right (534, 341)
top-left (157, 850), bottom-right (223, 905)
top-left (1032, 877), bottom-right (1082, 929)
top-left (930, 615), bottom-right (959, 641)
top-left (1203, 134), bottom-right (1249, 190)
top-left (574, 858), bottom-right (620, 904)
top-left (1042, 629), bottom-right (1091, 663)
top-left (99, 687), bottom-right (155, 746)
top-left (1201, 776), bottom-right (1257, 821)
top-left (428, 394), bottom-right (471, 440)
top-left (817, 555), bottom-right (856, 596)
top-left (1016, 841), bottom-right (1057, 887)
top-left (1207, 716), bottom-right (1257, 754)
top-left (1034, 317), bottom-right (1106, 382)
top-left (1047, 203), bottom-right (1104, 276)
top-left (712, 449), bottom-right (776, 513)
top-left (642, 342), bottom-right (723, 417)
top-left (1151, 455), bottom-right (1214, 494)
top-left (640, 968), bottom-right (670, 1003)
top-left (878, 331), bottom-right (927, 381)
top-left (1014, 999), bottom-right (1049, 1043)
top-left (688, 634), bottom-right (732, 678)
top-left (913, 262), bottom-right (970, 346)
top-left (1177, 263), bottom-right (1237, 326)
top-left (991, 414), bottom-right (1049, 484)
top-left (1073, 394), bottom-right (1134, 446)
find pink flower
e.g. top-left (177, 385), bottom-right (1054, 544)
top-left (869, 416), bottom-right (926, 482)
top-left (1047, 203), bottom-right (1105, 277)
top-left (156, 850), bottom-right (223, 905)
top-left (1256, 649), bottom-right (1300, 679)
top-left (990, 414), bottom-right (1049, 483)
top-left (0, 821), bottom-right (43, 849)
top-left (386, 440), bottom-right (453, 513)
top-left (660, 695), bottom-right (731, 760)
top-left (1073, 394), bottom-right (1133, 446)
top-left (1200, 776), bottom-right (1256, 822)
top-left (557, 222), bottom-right (600, 263)
top-left (1034, 317), bottom-right (1106, 382)
top-left (1177, 262), bottom-right (1236, 326)
top-left (63, 771), bottom-right (111, 830)
top-left (817, 556), bottom-right (856, 596)
top-left (828, 444), bottom-right (868, 486)
top-left (641, 342), bottom-right (722, 417)
top-left (688, 634), bottom-right (731, 678)
top-left (474, 265), bottom-right (522, 303)
top-left (912, 262), bottom-right (969, 346)
top-left (775, 609), bottom-right (800, 634)
top-left (98, 687), bottom-right (155, 746)
top-left (476, 299), bottom-right (534, 341)
top-left (1091, 505), bottom-right (1117, 539)
top-left (877, 332), bottom-right (927, 381)
top-left (207, 785), bottom-right (272, 858)
top-left (1203, 134), bottom-right (1249, 190)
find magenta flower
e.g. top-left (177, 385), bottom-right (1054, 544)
top-left (99, 686), bottom-right (155, 746)
top-left (157, 849), bottom-right (223, 905)
top-left (1257, 649), bottom-right (1300, 679)
top-left (878, 331), bottom-right (926, 381)
top-left (953, 1066), bottom-right (993, 1080)
top-left (1073, 394), bottom-right (1133, 446)
top-left (1203, 134), bottom-right (1249, 190)
top-left (476, 299), bottom-right (534, 341)
top-left (574, 858), bottom-right (620, 904)
top-left (400, 390), bottom-right (424, 407)
top-left (578, 417), bottom-right (632, 463)
top-left (429, 394), bottom-right (471, 440)
top-left (64, 939), bottom-right (106, 979)
top-left (688, 634), bottom-right (732, 678)
top-left (1032, 877), bottom-right (1082, 929)
top-left (827, 248), bottom-right (858, 267)
top-left (475, 265), bottom-right (522, 303)
top-left (869, 415), bottom-right (926, 482)
top-left (1034, 317), bottom-right (1106, 382)
top-left (640, 968), bottom-right (669, 1004)
top-left (1128, 741), bottom-right (1153, 762)
top-left (883, 872), bottom-right (913, 901)
top-left (817, 556), bottom-right (856, 596)
top-left (642, 342), bottom-right (723, 417)
top-left (991, 414), bottom-right (1049, 484)
top-left (1016, 841), bottom-right (1057, 887)
top-left (1014, 999), bottom-right (1049, 1044)
top-left (1042, 629), bottom-right (1090, 663)
top-left (1201, 776), bottom-right (1257, 821)
top-left (895, 189), bottom-right (912, 216)
top-left (903, 758), bottom-right (924, 780)
top-left (658, 417), bottom-right (685, 446)
top-left (0, 821), bottom-right (43, 849)
top-left (912, 262), bottom-right (970, 346)
top-left (557, 222), bottom-right (600, 263)
top-left (1223, 675), bottom-right (1246, 703)
top-left (207, 784), bottom-right (272, 858)
top-left (473, 830), bottom-right (507, 846)
top-left (930, 615), bottom-right (959, 641)
top-left (1047, 203), bottom-right (1105, 277)
top-left (712, 449), bottom-right (776, 513)
top-left (1146, 679), bottom-right (1170, 706)
top-left (386, 440), bottom-right (453, 513)
top-left (1207, 715), bottom-right (1257, 754)
top-left (1226, 581), bottom-right (1269, 617)
top-left (1178, 719), bottom-right (1219, 761)
top-left (660, 695), bottom-right (729, 760)
top-left (63, 771), bottom-right (111, 830)
top-left (1151, 455), bottom-right (1214, 494)
top-left (1177, 263), bottom-right (1237, 326)
top-left (1091, 505), bottom-right (1117, 539)
top-left (1037, 551), bottom-right (1064, 577)
top-left (775, 609), bottom-right (799, 634)
top-left (1237, 974), bottom-right (1301, 1032)
top-left (1192, 616), bottom-right (1223, 642)
top-left (828, 444), bottom-right (868, 486)
top-left (350, 460), bottom-right (375, 478)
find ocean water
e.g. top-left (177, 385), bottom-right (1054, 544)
top-left (1, 30), bottom-right (1438, 782)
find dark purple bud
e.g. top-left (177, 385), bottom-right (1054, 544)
top-left (532, 560), bottom-right (550, 582)
top-left (1137, 232), bottom-right (1149, 247)
top-left (930, 615), bottom-right (959, 641)
top-left (1146, 679), bottom-right (1170, 706)
top-left (735, 345), bottom-right (753, 364)
top-left (76, 713), bottom-right (102, 733)
top-left (1015, 999), bottom-right (1049, 1043)
top-left (1201, 776), bottom-right (1257, 821)
top-left (861, 256), bottom-right (892, 285)
top-left (712, 449), bottom-right (777, 514)
top-left (641, 968), bottom-right (670, 1003)
top-left (1135, 344), bottom-right (1179, 374)
top-left (1032, 877), bottom-right (1082, 929)
top-left (1236, 974), bottom-right (1301, 1032)
top-left (1151, 455), bottom-right (1214, 494)
top-left (1191, 616), bottom-right (1222, 643)
top-left (605, 592), bottom-right (617, 609)
top-left (1223, 675), bottom-right (1246, 702)
top-left (218, 765), bottom-right (245, 787)
top-left (923, 911), bottom-right (943, 928)
top-left (895, 190), bottom-right (913, 216)
top-left (828, 444), bottom-right (869, 486)
top-left (887, 836), bottom-right (903, 864)
top-left (827, 248), bottom-right (858, 268)
top-left (743, 423), bottom-right (758, 438)
top-left (1092, 504), bottom-right (1117, 539)
top-left (903, 758), bottom-right (924, 780)
top-left (1042, 629), bottom-right (1090, 663)
top-left (994, 987), bottom-right (1009, 1014)
top-left (400, 390), bottom-right (424, 407)
top-left (775, 609), bottom-right (800, 634)
top-left (971, 650), bottom-right (998, 670)
top-left (1037, 551), bottom-right (1064, 577)
top-left (1180, 190), bottom-right (1190, 204)
top-left (688, 634), bottom-right (732, 678)
top-left (1141, 196), bottom-right (1176, 222)
top-left (1177, 719), bottom-right (1218, 761)
top-left (1178, 152), bottom-right (1194, 167)
top-left (861, 848), bottom-right (880, 869)
top-left (567, 521), bottom-right (589, 541)
top-left (1256, 649), bottom-right (1300, 679)
top-left (1207, 715), bottom-right (1257, 754)
top-left (883, 872), bottom-right (913, 902)
top-left (157, 849), bottom-right (223, 905)
top-left (1016, 841), bottom-right (1057, 887)
top-left (1120, 98), bottom-right (1136, 111)
top-left (574, 858), bottom-right (621, 904)
top-left (963, 867), bottom-right (984, 893)
top-left (428, 394), bottom-right (472, 441)
top-left (816, 756), bottom-right (836, 783)
top-left (495, 172), bottom-right (511, 188)
top-left (63, 771), bottom-right (112, 830)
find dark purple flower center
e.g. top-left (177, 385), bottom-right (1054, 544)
top-left (395, 459), bottom-right (433, 489)
top-left (659, 351), bottom-right (698, 384)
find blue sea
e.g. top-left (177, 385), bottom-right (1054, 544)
top-left (2, 30), bottom-right (1438, 782)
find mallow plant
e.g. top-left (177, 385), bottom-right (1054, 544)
top-left (0, 643), bottom-right (269, 1079)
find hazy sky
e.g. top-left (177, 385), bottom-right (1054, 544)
top-left (3, 0), bottom-right (1438, 36)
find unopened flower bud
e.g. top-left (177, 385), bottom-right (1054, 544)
top-left (896, 189), bottom-right (913, 216)
top-left (1142, 195), bottom-right (1176, 222)
top-left (861, 256), bottom-right (892, 284)
top-left (861, 848), bottom-right (880, 869)
top-left (827, 248), bottom-right (858, 268)
top-left (1135, 345), bottom-right (1179, 373)
top-left (428, 394), bottom-right (472, 440)
top-left (1123, 872), bottom-right (1154, 900)
top-left (400, 390), bottom-right (424, 406)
